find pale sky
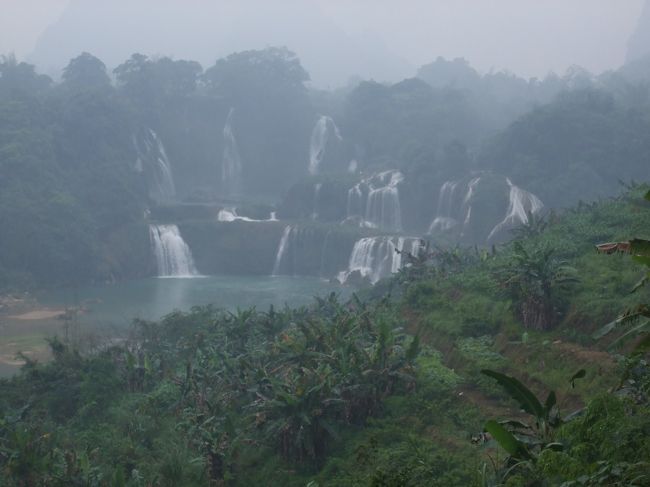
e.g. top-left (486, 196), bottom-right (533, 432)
top-left (0, 0), bottom-right (646, 86)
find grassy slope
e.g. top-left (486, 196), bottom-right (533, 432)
top-left (310, 186), bottom-right (650, 485)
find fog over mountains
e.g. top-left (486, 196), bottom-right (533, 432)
top-left (23, 0), bottom-right (647, 86)
top-left (628, 0), bottom-right (650, 63)
top-left (28, 0), bottom-right (412, 86)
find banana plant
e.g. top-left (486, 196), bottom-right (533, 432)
top-left (480, 368), bottom-right (585, 475)
top-left (497, 241), bottom-right (579, 330)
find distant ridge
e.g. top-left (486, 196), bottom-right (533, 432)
top-left (627, 0), bottom-right (650, 63)
top-left (27, 0), bottom-right (411, 87)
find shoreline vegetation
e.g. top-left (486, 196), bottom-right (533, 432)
top-left (0, 293), bottom-right (79, 375)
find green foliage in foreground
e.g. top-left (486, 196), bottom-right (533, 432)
top-left (0, 296), bottom-right (430, 485)
top-left (1, 187), bottom-right (650, 486)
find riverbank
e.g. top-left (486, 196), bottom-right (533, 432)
top-left (0, 295), bottom-right (62, 376)
top-left (0, 275), bottom-right (352, 377)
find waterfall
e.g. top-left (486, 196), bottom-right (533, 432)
top-left (309, 115), bottom-right (342, 175)
top-left (219, 208), bottom-right (279, 223)
top-left (391, 237), bottom-right (406, 273)
top-left (134, 129), bottom-right (176, 202)
top-left (438, 181), bottom-right (459, 216)
top-left (149, 224), bottom-right (199, 278)
top-left (311, 183), bottom-right (322, 220)
top-left (428, 180), bottom-right (460, 234)
top-left (364, 171), bottom-right (404, 232)
top-left (272, 226), bottom-right (326, 276)
top-left (344, 170), bottom-right (404, 232)
top-left (426, 176), bottom-right (481, 237)
top-left (272, 225), bottom-right (293, 276)
top-left (460, 177), bottom-right (482, 237)
top-left (346, 184), bottom-right (363, 219)
top-left (338, 236), bottom-right (423, 284)
top-left (487, 178), bottom-right (544, 241)
top-left (222, 108), bottom-right (242, 196)
top-left (217, 208), bottom-right (239, 222)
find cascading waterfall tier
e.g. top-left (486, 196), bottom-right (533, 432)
top-left (222, 107), bottom-right (243, 196)
top-left (427, 174), bottom-right (543, 243)
top-left (309, 115), bottom-right (342, 175)
top-left (149, 224), bottom-right (199, 277)
top-left (345, 170), bottom-right (404, 232)
top-left (428, 180), bottom-right (460, 234)
top-left (133, 128), bottom-right (176, 202)
top-left (487, 178), bottom-right (544, 241)
top-left (338, 236), bottom-right (424, 284)
top-left (427, 176), bottom-right (483, 237)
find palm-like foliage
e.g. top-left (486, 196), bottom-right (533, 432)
top-left (498, 241), bottom-right (579, 330)
top-left (122, 294), bottom-right (420, 473)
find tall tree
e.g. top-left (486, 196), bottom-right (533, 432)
top-left (62, 52), bottom-right (112, 92)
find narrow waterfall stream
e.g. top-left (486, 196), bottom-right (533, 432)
top-left (309, 115), bottom-right (342, 175)
top-left (134, 128), bottom-right (176, 202)
top-left (272, 225), bottom-right (293, 276)
top-left (222, 107), bottom-right (243, 196)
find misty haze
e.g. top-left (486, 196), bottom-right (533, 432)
top-left (0, 1), bottom-right (649, 485)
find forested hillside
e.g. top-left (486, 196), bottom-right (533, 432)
top-left (1, 51), bottom-right (649, 290)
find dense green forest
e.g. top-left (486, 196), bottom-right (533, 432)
top-left (1, 50), bottom-right (649, 289)
top-left (1, 185), bottom-right (649, 485)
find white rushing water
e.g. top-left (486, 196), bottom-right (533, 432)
top-left (149, 224), bottom-right (199, 277)
top-left (459, 177), bottom-right (482, 237)
top-left (309, 115), bottom-right (342, 175)
top-left (311, 183), bottom-right (322, 220)
top-left (217, 208), bottom-right (277, 223)
top-left (345, 170), bottom-right (404, 232)
top-left (134, 129), bottom-right (176, 202)
top-left (272, 225), bottom-right (293, 276)
top-left (487, 178), bottom-right (544, 241)
top-left (428, 180), bottom-right (460, 234)
top-left (346, 184), bottom-right (364, 219)
top-left (338, 236), bottom-right (423, 284)
top-left (222, 107), bottom-right (242, 196)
